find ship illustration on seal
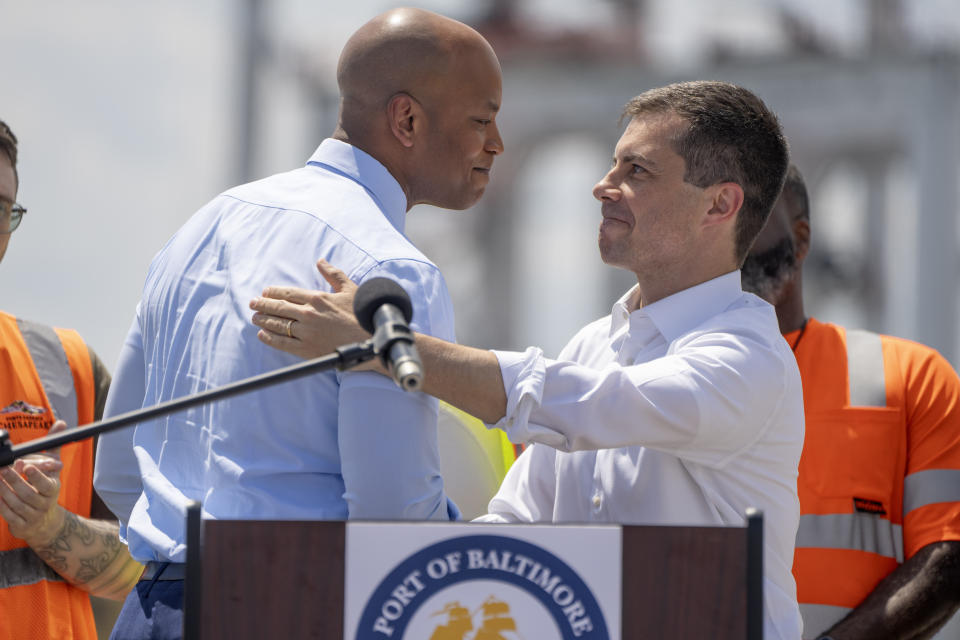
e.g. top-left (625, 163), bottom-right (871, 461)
top-left (428, 596), bottom-right (523, 640)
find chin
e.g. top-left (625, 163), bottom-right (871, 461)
top-left (597, 233), bottom-right (623, 262)
top-left (458, 189), bottom-right (487, 210)
top-left (597, 243), bottom-right (620, 268)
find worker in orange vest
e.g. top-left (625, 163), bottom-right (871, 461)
top-left (0, 119), bottom-right (142, 639)
top-left (741, 164), bottom-right (960, 639)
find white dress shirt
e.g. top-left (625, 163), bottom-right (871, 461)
top-left (480, 271), bottom-right (805, 640)
top-left (95, 139), bottom-right (457, 563)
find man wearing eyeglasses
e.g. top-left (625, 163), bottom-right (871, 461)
top-left (0, 119), bottom-right (142, 640)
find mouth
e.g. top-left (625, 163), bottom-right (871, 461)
top-left (600, 206), bottom-right (630, 228)
top-left (473, 167), bottom-right (491, 175)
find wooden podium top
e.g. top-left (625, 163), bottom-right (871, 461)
top-left (185, 512), bottom-right (762, 640)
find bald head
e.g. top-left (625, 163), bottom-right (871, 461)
top-left (332, 8), bottom-right (504, 211)
top-left (337, 8), bottom-right (497, 134)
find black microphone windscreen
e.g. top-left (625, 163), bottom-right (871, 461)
top-left (353, 277), bottom-right (414, 333)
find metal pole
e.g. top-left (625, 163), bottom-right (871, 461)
top-left (0, 341), bottom-right (374, 466)
top-left (183, 500), bottom-right (203, 640)
top-left (746, 508), bottom-right (764, 640)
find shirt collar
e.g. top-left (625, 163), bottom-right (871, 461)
top-left (306, 139), bottom-right (408, 233)
top-left (610, 270), bottom-right (744, 342)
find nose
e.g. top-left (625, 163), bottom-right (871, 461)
top-left (485, 121), bottom-right (504, 155)
top-left (592, 170), bottom-right (620, 202)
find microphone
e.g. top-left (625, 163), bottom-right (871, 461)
top-left (353, 278), bottom-right (423, 391)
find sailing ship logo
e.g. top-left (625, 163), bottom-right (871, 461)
top-left (356, 534), bottom-right (607, 640)
top-left (428, 596), bottom-right (519, 640)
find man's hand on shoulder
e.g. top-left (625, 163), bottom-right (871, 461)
top-left (250, 258), bottom-right (378, 369)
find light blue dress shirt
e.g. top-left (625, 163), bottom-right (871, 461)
top-left (94, 139), bottom-right (458, 563)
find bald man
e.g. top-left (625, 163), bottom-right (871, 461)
top-left (93, 8), bottom-right (503, 637)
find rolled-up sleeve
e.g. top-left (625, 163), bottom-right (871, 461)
top-left (491, 328), bottom-right (789, 468)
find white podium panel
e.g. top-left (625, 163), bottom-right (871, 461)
top-left (344, 522), bottom-right (622, 640)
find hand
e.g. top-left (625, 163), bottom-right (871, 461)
top-left (250, 259), bottom-right (374, 363)
top-left (0, 420), bottom-right (67, 546)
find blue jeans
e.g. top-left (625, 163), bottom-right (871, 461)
top-left (109, 565), bottom-right (184, 640)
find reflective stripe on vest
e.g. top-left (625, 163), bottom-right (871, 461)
top-left (797, 513), bottom-right (904, 562)
top-left (800, 329), bottom-right (905, 564)
top-left (904, 468), bottom-right (960, 516)
top-left (799, 603), bottom-right (852, 639)
top-left (15, 317), bottom-right (78, 428)
top-left (0, 547), bottom-right (65, 589)
top-left (845, 329), bottom-right (886, 407)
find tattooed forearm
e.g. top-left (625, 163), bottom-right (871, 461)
top-left (33, 510), bottom-right (81, 573)
top-left (30, 508), bottom-right (143, 599)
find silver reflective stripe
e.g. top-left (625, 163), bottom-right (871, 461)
top-left (797, 513), bottom-right (904, 562)
top-left (0, 547), bottom-right (65, 589)
top-left (800, 603), bottom-right (851, 639)
top-left (15, 317), bottom-right (77, 428)
top-left (846, 329), bottom-right (886, 407)
top-left (904, 469), bottom-right (960, 515)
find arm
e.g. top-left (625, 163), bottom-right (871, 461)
top-left (93, 314), bottom-right (147, 524)
top-left (0, 422), bottom-right (143, 600)
top-left (820, 540), bottom-right (960, 640)
top-left (417, 334), bottom-right (506, 424)
top-left (250, 262), bottom-right (785, 460)
top-left (249, 259), bottom-right (509, 424)
top-left (337, 370), bottom-right (452, 519)
top-left (342, 260), bottom-right (461, 520)
top-left (262, 259), bottom-right (457, 520)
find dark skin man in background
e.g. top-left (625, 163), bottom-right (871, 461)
top-left (742, 164), bottom-right (960, 640)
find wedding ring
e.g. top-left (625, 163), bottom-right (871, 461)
top-left (286, 318), bottom-right (295, 338)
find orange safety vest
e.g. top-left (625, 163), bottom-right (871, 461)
top-left (790, 318), bottom-right (960, 638)
top-left (0, 311), bottom-right (97, 640)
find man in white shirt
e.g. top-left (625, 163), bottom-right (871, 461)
top-left (94, 8), bottom-right (504, 639)
top-left (249, 81), bottom-right (803, 639)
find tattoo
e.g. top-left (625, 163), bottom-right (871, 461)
top-left (34, 512), bottom-right (78, 573)
top-left (34, 511), bottom-right (125, 586)
top-left (76, 549), bottom-right (115, 583)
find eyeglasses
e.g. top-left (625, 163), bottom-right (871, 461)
top-left (0, 202), bottom-right (26, 234)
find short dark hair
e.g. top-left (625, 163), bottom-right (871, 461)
top-left (779, 164), bottom-right (809, 222)
top-left (623, 81), bottom-right (789, 264)
top-left (0, 119), bottom-right (18, 187)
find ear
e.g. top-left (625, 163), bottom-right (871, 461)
top-left (386, 92), bottom-right (421, 149)
top-left (792, 216), bottom-right (811, 264)
top-left (702, 182), bottom-right (744, 228)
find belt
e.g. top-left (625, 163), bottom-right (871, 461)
top-left (140, 561), bottom-right (187, 582)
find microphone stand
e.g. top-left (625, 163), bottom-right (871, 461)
top-left (0, 340), bottom-right (376, 467)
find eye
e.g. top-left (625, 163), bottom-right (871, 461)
top-left (630, 164), bottom-right (648, 176)
top-left (475, 119), bottom-right (491, 127)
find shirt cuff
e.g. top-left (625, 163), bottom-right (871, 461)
top-left (490, 347), bottom-right (545, 443)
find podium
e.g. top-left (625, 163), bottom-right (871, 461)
top-left (182, 505), bottom-right (763, 639)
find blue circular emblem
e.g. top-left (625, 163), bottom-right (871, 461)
top-left (356, 534), bottom-right (608, 639)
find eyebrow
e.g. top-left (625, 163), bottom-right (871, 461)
top-left (615, 153), bottom-right (659, 169)
top-left (487, 100), bottom-right (500, 113)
